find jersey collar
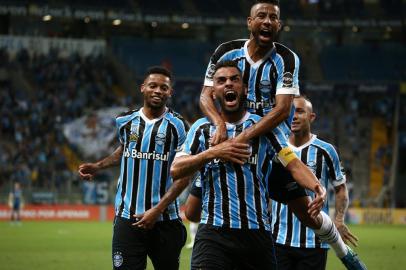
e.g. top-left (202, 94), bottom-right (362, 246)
top-left (139, 107), bottom-right (168, 123)
top-left (288, 134), bottom-right (317, 151)
top-left (225, 112), bottom-right (251, 128)
top-left (244, 40), bottom-right (275, 68)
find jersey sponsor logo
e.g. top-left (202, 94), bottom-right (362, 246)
top-left (282, 72), bottom-right (293, 88)
top-left (155, 132), bottom-right (166, 146)
top-left (246, 100), bottom-right (271, 110)
top-left (113, 251), bottom-right (123, 267)
top-left (210, 153), bottom-right (258, 166)
top-left (124, 148), bottom-right (169, 161)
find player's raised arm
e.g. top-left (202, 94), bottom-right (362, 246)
top-left (78, 145), bottom-right (123, 180)
top-left (200, 85), bottom-right (228, 145)
top-left (236, 94), bottom-right (294, 143)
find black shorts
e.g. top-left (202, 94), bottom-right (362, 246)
top-left (112, 216), bottom-right (186, 270)
top-left (191, 224), bottom-right (277, 270)
top-left (268, 161), bottom-right (308, 204)
top-left (275, 243), bottom-right (328, 270)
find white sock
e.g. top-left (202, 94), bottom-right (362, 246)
top-left (314, 211), bottom-right (348, 258)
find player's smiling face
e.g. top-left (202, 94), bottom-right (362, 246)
top-left (141, 74), bottom-right (173, 109)
top-left (213, 67), bottom-right (246, 113)
top-left (247, 3), bottom-right (281, 48)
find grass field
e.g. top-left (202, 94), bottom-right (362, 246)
top-left (0, 221), bottom-right (405, 270)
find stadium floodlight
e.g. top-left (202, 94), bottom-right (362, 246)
top-left (42, 15), bottom-right (52, 22)
top-left (113, 19), bottom-right (121, 26)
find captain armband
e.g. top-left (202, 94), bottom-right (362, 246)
top-left (277, 147), bottom-right (298, 167)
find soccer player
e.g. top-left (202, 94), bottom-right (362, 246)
top-left (8, 182), bottom-right (23, 225)
top-left (199, 1), bottom-right (366, 268)
top-left (171, 61), bottom-right (326, 269)
top-left (78, 66), bottom-right (189, 270)
top-left (271, 96), bottom-right (365, 270)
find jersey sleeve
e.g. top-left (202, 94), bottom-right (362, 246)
top-left (265, 126), bottom-right (289, 154)
top-left (175, 121), bottom-right (203, 158)
top-left (175, 119), bottom-right (190, 152)
top-left (325, 145), bottom-right (346, 187)
top-left (115, 116), bottom-right (128, 145)
top-left (203, 41), bottom-right (241, 87)
top-left (275, 50), bottom-right (300, 96)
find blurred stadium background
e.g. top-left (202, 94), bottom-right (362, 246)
top-left (0, 0), bottom-right (405, 269)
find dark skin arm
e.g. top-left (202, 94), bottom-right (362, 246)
top-left (334, 183), bottom-right (358, 246)
top-left (133, 176), bottom-right (191, 229)
top-left (235, 94), bottom-right (294, 143)
top-left (200, 85), bottom-right (228, 145)
top-left (201, 85), bottom-right (294, 145)
top-left (78, 145), bottom-right (123, 180)
top-left (185, 194), bottom-right (202, 223)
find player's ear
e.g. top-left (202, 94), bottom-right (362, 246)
top-left (277, 19), bottom-right (282, 32)
top-left (140, 83), bottom-right (145, 93)
top-left (247, 16), bottom-right (253, 32)
top-left (310, 112), bottom-right (316, 123)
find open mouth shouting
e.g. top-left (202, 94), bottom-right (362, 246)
top-left (224, 90), bottom-right (238, 108)
top-left (259, 29), bottom-right (273, 43)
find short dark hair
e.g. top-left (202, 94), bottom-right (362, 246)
top-left (144, 66), bottom-right (172, 81)
top-left (213, 60), bottom-right (242, 76)
top-left (254, 0), bottom-right (279, 6)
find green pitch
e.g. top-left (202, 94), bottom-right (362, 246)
top-left (0, 221), bottom-right (405, 270)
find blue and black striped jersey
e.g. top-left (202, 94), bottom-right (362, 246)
top-left (114, 107), bottom-right (189, 221)
top-left (178, 112), bottom-right (289, 231)
top-left (204, 39), bottom-right (300, 138)
top-left (271, 135), bottom-right (346, 248)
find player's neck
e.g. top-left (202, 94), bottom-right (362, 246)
top-left (247, 39), bottom-right (273, 62)
top-left (289, 131), bottom-right (312, 147)
top-left (221, 109), bottom-right (246, 124)
top-left (142, 105), bottom-right (167, 120)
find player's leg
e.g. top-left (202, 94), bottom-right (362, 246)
top-left (270, 162), bottom-right (367, 270)
top-left (293, 247), bottom-right (327, 270)
top-left (112, 217), bottom-right (148, 270)
top-left (186, 222), bottom-right (198, 248)
top-left (190, 224), bottom-right (234, 270)
top-left (148, 219), bottom-right (186, 270)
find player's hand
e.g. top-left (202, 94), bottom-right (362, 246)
top-left (132, 208), bottom-right (161, 230)
top-left (78, 163), bottom-right (99, 180)
top-left (335, 221), bottom-right (359, 247)
top-left (308, 185), bottom-right (326, 219)
top-left (210, 122), bottom-right (228, 146)
top-left (210, 139), bottom-right (251, 165)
